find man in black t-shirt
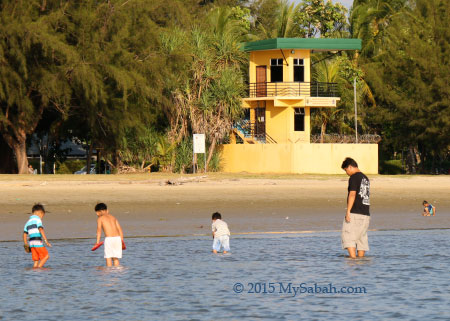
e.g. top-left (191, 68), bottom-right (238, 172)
top-left (341, 157), bottom-right (371, 259)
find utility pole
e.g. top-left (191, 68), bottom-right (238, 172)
top-left (354, 77), bottom-right (358, 143)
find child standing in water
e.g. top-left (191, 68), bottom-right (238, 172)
top-left (422, 200), bottom-right (436, 216)
top-left (23, 204), bottom-right (52, 268)
top-left (211, 212), bottom-right (230, 254)
top-left (94, 203), bottom-right (125, 267)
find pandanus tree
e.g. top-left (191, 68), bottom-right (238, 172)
top-left (168, 6), bottom-right (247, 171)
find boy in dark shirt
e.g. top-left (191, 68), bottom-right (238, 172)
top-left (341, 157), bottom-right (371, 259)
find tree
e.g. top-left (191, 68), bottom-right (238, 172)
top-left (251, 0), bottom-right (299, 38)
top-left (363, 0), bottom-right (450, 172)
top-left (311, 60), bottom-right (344, 142)
top-left (292, 0), bottom-right (348, 38)
top-left (0, 1), bottom-right (76, 173)
top-left (167, 7), bottom-right (246, 170)
top-left (61, 0), bottom-right (167, 172)
top-left (350, 0), bottom-right (407, 58)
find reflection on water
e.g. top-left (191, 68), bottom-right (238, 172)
top-left (1, 230), bottom-right (449, 320)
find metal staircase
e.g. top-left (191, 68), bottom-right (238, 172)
top-left (233, 120), bottom-right (277, 144)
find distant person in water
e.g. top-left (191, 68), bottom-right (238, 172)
top-left (211, 212), bottom-right (230, 254)
top-left (23, 204), bottom-right (52, 268)
top-left (341, 157), bottom-right (371, 259)
top-left (94, 203), bottom-right (125, 267)
top-left (422, 201), bottom-right (436, 216)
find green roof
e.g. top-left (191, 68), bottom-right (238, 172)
top-left (242, 38), bottom-right (362, 52)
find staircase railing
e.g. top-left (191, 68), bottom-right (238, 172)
top-left (233, 120), bottom-right (277, 144)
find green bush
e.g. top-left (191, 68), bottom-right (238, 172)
top-left (56, 159), bottom-right (86, 174)
top-left (174, 138), bottom-right (193, 173)
top-left (196, 149), bottom-right (222, 172)
top-left (379, 159), bottom-right (404, 175)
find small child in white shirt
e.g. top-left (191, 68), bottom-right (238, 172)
top-left (211, 212), bottom-right (230, 254)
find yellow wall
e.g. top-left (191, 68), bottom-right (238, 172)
top-left (249, 49), bottom-right (311, 83)
top-left (265, 104), bottom-right (310, 143)
top-left (246, 49), bottom-right (315, 144)
top-left (220, 143), bottom-right (378, 174)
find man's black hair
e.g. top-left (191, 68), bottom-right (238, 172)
top-left (423, 200), bottom-right (428, 205)
top-left (32, 203), bottom-right (45, 213)
top-left (341, 157), bottom-right (358, 169)
top-left (95, 203), bottom-right (107, 212)
top-left (212, 212), bottom-right (222, 220)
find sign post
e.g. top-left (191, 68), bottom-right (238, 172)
top-left (354, 77), bottom-right (358, 144)
top-left (193, 134), bottom-right (206, 174)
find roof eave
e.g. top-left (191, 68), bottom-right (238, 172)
top-left (241, 38), bottom-right (362, 52)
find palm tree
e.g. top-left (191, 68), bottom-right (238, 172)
top-left (169, 7), bottom-right (247, 171)
top-left (350, 0), bottom-right (407, 58)
top-left (256, 0), bottom-right (299, 39)
top-left (312, 56), bottom-right (375, 142)
top-left (312, 60), bottom-right (344, 142)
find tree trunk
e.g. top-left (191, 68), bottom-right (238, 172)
top-left (205, 136), bottom-right (217, 172)
top-left (408, 145), bottom-right (417, 174)
top-left (320, 121), bottom-right (327, 143)
top-left (0, 136), bottom-right (17, 173)
top-left (12, 140), bottom-right (29, 174)
top-left (2, 129), bottom-right (29, 174)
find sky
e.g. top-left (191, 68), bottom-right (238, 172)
top-left (293, 0), bottom-right (354, 10)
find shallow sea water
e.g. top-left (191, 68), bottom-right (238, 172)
top-left (1, 229), bottom-right (449, 320)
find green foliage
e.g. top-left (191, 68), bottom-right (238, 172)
top-left (168, 6), bottom-right (247, 170)
top-left (362, 0), bottom-right (450, 173)
top-left (0, 0), bottom-right (76, 172)
top-left (3, 0), bottom-right (447, 176)
top-left (152, 136), bottom-right (176, 172)
top-left (56, 159), bottom-right (85, 174)
top-left (195, 148), bottom-right (222, 172)
top-left (174, 138), bottom-right (193, 174)
top-left (350, 0), bottom-right (407, 58)
top-left (292, 0), bottom-right (348, 38)
top-left (379, 159), bottom-right (404, 175)
top-left (120, 127), bottom-right (159, 168)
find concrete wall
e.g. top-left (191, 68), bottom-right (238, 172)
top-left (265, 104), bottom-right (310, 144)
top-left (220, 143), bottom-right (378, 174)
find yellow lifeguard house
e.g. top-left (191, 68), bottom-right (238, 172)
top-left (221, 38), bottom-right (378, 174)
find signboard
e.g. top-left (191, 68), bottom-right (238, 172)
top-left (305, 97), bottom-right (338, 107)
top-left (193, 134), bottom-right (205, 154)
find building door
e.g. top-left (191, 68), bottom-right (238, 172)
top-left (256, 66), bottom-right (267, 97)
top-left (255, 103), bottom-right (266, 139)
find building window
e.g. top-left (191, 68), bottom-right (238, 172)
top-left (293, 58), bottom-right (304, 82)
top-left (270, 58), bottom-right (283, 83)
top-left (294, 108), bottom-right (305, 131)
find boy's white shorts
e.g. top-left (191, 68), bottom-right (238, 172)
top-left (104, 236), bottom-right (122, 259)
top-left (213, 235), bottom-right (230, 252)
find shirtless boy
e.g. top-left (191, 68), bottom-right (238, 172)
top-left (94, 203), bottom-right (124, 267)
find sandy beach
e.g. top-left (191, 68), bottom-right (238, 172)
top-left (0, 174), bottom-right (449, 241)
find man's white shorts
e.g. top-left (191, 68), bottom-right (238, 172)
top-left (341, 213), bottom-right (370, 251)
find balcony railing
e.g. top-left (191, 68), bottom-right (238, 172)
top-left (248, 82), bottom-right (338, 98)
